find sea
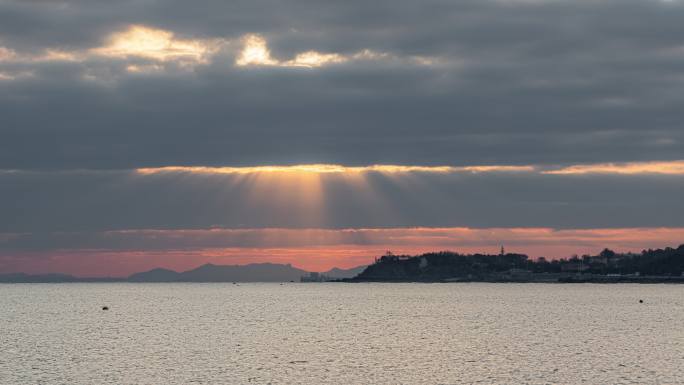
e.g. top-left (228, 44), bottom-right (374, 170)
top-left (1, 283), bottom-right (682, 384)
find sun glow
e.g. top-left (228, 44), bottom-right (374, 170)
top-left (234, 34), bottom-right (397, 68)
top-left (92, 25), bottom-right (218, 64)
top-left (0, 46), bottom-right (16, 61)
top-left (6, 227), bottom-right (684, 276)
top-left (132, 161), bottom-right (684, 177)
top-left (235, 34), bottom-right (278, 66)
top-left (1, 27), bottom-right (435, 75)
top-left (135, 164), bottom-right (533, 175)
top-left (544, 160), bottom-right (684, 175)
top-left (39, 49), bottom-right (80, 62)
top-left (285, 51), bottom-right (347, 67)
top-left (235, 34), bottom-right (347, 68)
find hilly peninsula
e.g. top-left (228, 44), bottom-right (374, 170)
top-left (349, 245), bottom-right (684, 283)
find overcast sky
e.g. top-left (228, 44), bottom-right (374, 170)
top-left (1, 0), bottom-right (683, 274)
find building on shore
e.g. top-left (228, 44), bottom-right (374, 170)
top-left (300, 272), bottom-right (332, 282)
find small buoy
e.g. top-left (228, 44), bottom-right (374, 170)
top-left (639, 299), bottom-right (643, 304)
top-left (102, 306), bottom-right (109, 310)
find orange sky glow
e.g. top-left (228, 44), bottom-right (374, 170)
top-left (2, 227), bottom-right (683, 277)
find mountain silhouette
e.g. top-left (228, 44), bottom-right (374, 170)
top-left (0, 262), bottom-right (369, 283)
top-left (129, 263), bottom-right (309, 282)
top-left (322, 265), bottom-right (368, 279)
top-left (0, 273), bottom-right (120, 283)
top-left (128, 268), bottom-right (180, 282)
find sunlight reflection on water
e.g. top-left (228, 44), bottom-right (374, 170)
top-left (1, 283), bottom-right (682, 384)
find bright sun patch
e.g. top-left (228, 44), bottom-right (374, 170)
top-left (285, 51), bottom-right (347, 67)
top-left (134, 164), bottom-right (533, 175)
top-left (235, 34), bottom-right (279, 66)
top-left (235, 34), bottom-right (347, 68)
top-left (92, 25), bottom-right (218, 64)
top-left (234, 34), bottom-right (392, 68)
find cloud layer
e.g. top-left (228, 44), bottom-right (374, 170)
top-left (2, 0), bottom-right (684, 274)
top-left (1, 0), bottom-right (684, 168)
top-left (2, 166), bottom-right (684, 232)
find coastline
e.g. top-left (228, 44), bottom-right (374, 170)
top-left (343, 274), bottom-right (684, 284)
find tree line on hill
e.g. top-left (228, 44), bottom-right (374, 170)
top-left (353, 245), bottom-right (684, 281)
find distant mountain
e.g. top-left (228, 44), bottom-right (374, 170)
top-left (128, 263), bottom-right (368, 282)
top-left (0, 273), bottom-right (77, 283)
top-left (0, 273), bottom-right (120, 283)
top-left (322, 265), bottom-right (368, 279)
top-left (0, 263), bottom-right (363, 283)
top-left (128, 263), bottom-right (308, 282)
top-left (128, 268), bottom-right (180, 282)
top-left (0, 263), bottom-right (314, 283)
top-left (179, 263), bottom-right (307, 282)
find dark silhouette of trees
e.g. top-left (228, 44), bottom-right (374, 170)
top-left (355, 245), bottom-right (684, 280)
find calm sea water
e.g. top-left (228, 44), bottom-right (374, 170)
top-left (1, 283), bottom-right (682, 384)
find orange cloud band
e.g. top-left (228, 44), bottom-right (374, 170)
top-left (134, 164), bottom-right (522, 174)
top-left (134, 161), bottom-right (684, 176)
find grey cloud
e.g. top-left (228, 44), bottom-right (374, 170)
top-left (1, 59), bottom-right (683, 169)
top-left (1, 169), bottom-right (683, 237)
top-left (1, 0), bottom-right (684, 168)
top-left (2, 1), bottom-right (683, 55)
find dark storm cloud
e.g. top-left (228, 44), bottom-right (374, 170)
top-left (0, 0), bottom-right (683, 168)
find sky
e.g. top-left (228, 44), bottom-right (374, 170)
top-left (1, 0), bottom-right (684, 276)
